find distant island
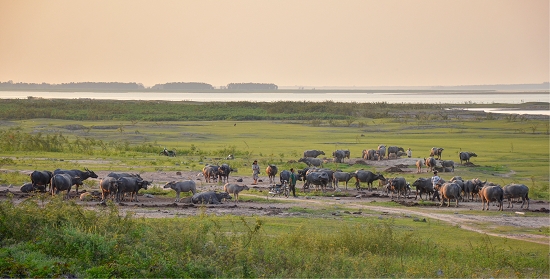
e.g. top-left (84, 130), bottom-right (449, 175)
top-left (0, 80), bottom-right (547, 93)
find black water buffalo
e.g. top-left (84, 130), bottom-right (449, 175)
top-left (389, 177), bottom-right (408, 200)
top-left (160, 148), bottom-right (176, 157)
top-left (116, 177), bottom-right (151, 202)
top-left (332, 171), bottom-right (356, 190)
top-left (30, 170), bottom-right (53, 192)
top-left (332, 150), bottom-right (346, 163)
top-left (503, 184), bottom-right (529, 209)
top-left (218, 163), bottom-right (233, 183)
top-left (106, 172), bottom-right (142, 179)
top-left (377, 145), bottom-right (386, 160)
top-left (191, 191), bottom-right (232, 204)
top-left (279, 169), bottom-right (291, 184)
top-left (430, 147), bottom-right (444, 160)
top-left (424, 157), bottom-right (437, 172)
top-left (439, 160), bottom-right (455, 172)
top-left (463, 178), bottom-right (486, 201)
top-left (362, 149), bottom-right (378, 160)
top-left (480, 185), bottom-right (504, 211)
top-left (164, 180), bottom-right (197, 202)
top-left (354, 170), bottom-right (385, 191)
top-left (298, 157), bottom-right (323, 167)
top-left (303, 150), bottom-right (325, 158)
top-left (51, 173), bottom-right (83, 199)
top-left (387, 146), bottom-right (404, 158)
top-left (20, 182), bottom-right (45, 193)
top-left (266, 164), bottom-right (278, 184)
top-left (99, 177), bottom-right (119, 202)
top-left (459, 151), bottom-right (477, 164)
top-left (53, 168), bottom-right (98, 194)
top-left (412, 178), bottom-right (435, 201)
top-left (304, 171), bottom-right (330, 192)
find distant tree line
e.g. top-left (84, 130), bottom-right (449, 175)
top-left (0, 80), bottom-right (145, 91)
top-left (150, 82), bottom-right (214, 91)
top-left (227, 83), bottom-right (278, 91)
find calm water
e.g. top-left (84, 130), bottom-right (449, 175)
top-left (1, 90), bottom-right (548, 104)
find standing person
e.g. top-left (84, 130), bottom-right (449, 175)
top-left (289, 168), bottom-right (297, 197)
top-left (252, 160), bottom-right (260, 185)
top-left (407, 148), bottom-right (412, 158)
top-left (431, 170), bottom-right (441, 201)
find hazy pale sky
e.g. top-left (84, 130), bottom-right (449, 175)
top-left (0, 0), bottom-right (548, 87)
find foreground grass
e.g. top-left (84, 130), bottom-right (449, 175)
top-left (0, 196), bottom-right (548, 278)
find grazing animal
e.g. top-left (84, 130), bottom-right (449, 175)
top-left (30, 170), bottom-right (53, 192)
top-left (479, 185), bottom-right (504, 211)
top-left (503, 184), bottom-right (529, 209)
top-left (303, 150), bottom-right (325, 158)
top-left (298, 157), bottom-right (323, 167)
top-left (463, 178), bottom-right (486, 201)
top-left (424, 157), bottom-right (437, 172)
top-left (218, 163), bottom-right (233, 183)
top-left (430, 147), bottom-right (444, 160)
top-left (107, 172), bottom-right (142, 179)
top-left (20, 182), bottom-right (45, 193)
top-left (332, 171), bottom-right (357, 190)
top-left (191, 191), bottom-right (232, 204)
top-left (223, 183), bottom-right (249, 202)
top-left (435, 182), bottom-right (461, 207)
top-left (387, 146), bottom-right (405, 157)
top-left (99, 177), bottom-right (119, 202)
top-left (440, 160), bottom-right (455, 172)
top-left (412, 178), bottom-right (435, 201)
top-left (354, 170), bottom-right (385, 191)
top-left (202, 165), bottom-right (219, 183)
top-left (53, 168), bottom-right (98, 194)
top-left (377, 145), bottom-right (386, 160)
top-left (415, 160), bottom-right (423, 173)
top-left (389, 177), bottom-right (408, 200)
top-left (164, 180), bottom-right (197, 202)
top-left (459, 151), bottom-right (477, 164)
top-left (279, 169), bottom-right (291, 184)
top-left (362, 149), bottom-right (377, 160)
top-left (50, 174), bottom-right (83, 199)
top-left (332, 150), bottom-right (346, 163)
top-left (116, 177), bottom-right (151, 202)
top-left (266, 165), bottom-right (278, 184)
top-left (304, 171), bottom-right (330, 192)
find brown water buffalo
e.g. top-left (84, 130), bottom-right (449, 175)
top-left (435, 182), bottom-right (461, 207)
top-left (424, 157), bottom-right (437, 172)
top-left (99, 177), bottom-right (119, 202)
top-left (480, 185), bottom-right (504, 211)
top-left (430, 147), bottom-right (444, 160)
top-left (266, 164), bottom-right (278, 184)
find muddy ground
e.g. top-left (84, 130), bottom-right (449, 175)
top-left (1, 157), bottom-right (549, 245)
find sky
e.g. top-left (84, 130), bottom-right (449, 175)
top-left (0, 0), bottom-right (548, 88)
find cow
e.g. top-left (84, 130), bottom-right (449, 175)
top-left (191, 191), bottom-right (232, 204)
top-left (459, 152), bottom-right (477, 164)
top-left (279, 169), bottom-right (291, 184)
top-left (223, 183), bottom-right (249, 203)
top-left (266, 164), bottom-right (278, 184)
top-left (164, 180), bottom-right (197, 202)
top-left (387, 146), bottom-right (404, 158)
top-left (99, 177), bottom-right (119, 203)
top-left (304, 171), bottom-right (330, 192)
top-left (430, 147), bottom-right (444, 160)
top-left (53, 168), bottom-right (98, 194)
top-left (218, 163), bottom-right (233, 183)
top-left (463, 178), bottom-right (486, 201)
top-left (412, 178), bottom-right (435, 201)
top-left (354, 170), bottom-right (385, 191)
top-left (202, 165), bottom-right (219, 183)
top-left (424, 157), bottom-right (437, 172)
top-left (479, 185), bottom-right (504, 211)
top-left (30, 170), bottom-right (53, 192)
top-left (440, 160), bottom-right (455, 172)
top-left (332, 171), bottom-right (356, 190)
top-left (332, 150), bottom-right (346, 163)
top-left (303, 150), bottom-right (325, 158)
top-left (20, 182), bottom-right (45, 193)
top-left (377, 145), bottom-right (386, 160)
top-left (389, 177), bottom-right (408, 200)
top-left (415, 160), bottom-right (423, 173)
top-left (298, 157), bottom-right (323, 167)
top-left (435, 182), bottom-right (461, 207)
top-left (106, 172), bottom-right (142, 179)
top-left (503, 184), bottom-right (529, 209)
top-left (116, 177), bottom-right (151, 202)
top-left (50, 173), bottom-right (83, 199)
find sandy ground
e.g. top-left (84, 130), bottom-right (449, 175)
top-left (1, 157), bottom-right (549, 245)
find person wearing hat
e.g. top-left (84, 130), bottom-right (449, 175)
top-left (252, 160), bottom-right (260, 185)
top-left (431, 170), bottom-right (441, 201)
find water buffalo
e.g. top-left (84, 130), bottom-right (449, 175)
top-left (99, 177), bottom-right (119, 202)
top-left (164, 180), bottom-right (197, 202)
top-left (116, 177), bottom-right (151, 202)
top-left (202, 165), bottom-right (219, 183)
top-left (51, 173), bottom-right (83, 199)
top-left (439, 160), bottom-right (455, 172)
top-left (463, 178), bottom-right (486, 201)
top-left (459, 151), bottom-right (477, 164)
top-left (412, 177), bottom-right (435, 201)
top-left (266, 165), bottom-right (278, 184)
top-left (389, 177), bottom-right (408, 200)
top-left (304, 171), bottom-right (330, 192)
top-left (480, 185), bottom-right (504, 211)
top-left (377, 145), bottom-right (386, 160)
top-left (20, 182), bottom-right (45, 193)
top-left (191, 191), bottom-right (232, 204)
top-left (53, 168), bottom-right (98, 194)
top-left (303, 150), bottom-right (325, 158)
top-left (354, 170), bottom-right (385, 191)
top-left (223, 183), bottom-right (249, 202)
top-left (435, 182), bottom-right (461, 207)
top-left (298, 157), bottom-right (323, 167)
top-left (503, 184), bottom-right (529, 209)
top-left (218, 163), bottom-right (233, 183)
top-left (387, 146), bottom-right (404, 158)
top-left (430, 147), bottom-right (444, 160)
top-left (415, 160), bottom-right (423, 173)
top-left (362, 149), bottom-right (377, 160)
top-left (107, 172), bottom-right (142, 179)
top-left (160, 148), bottom-right (176, 157)
top-left (279, 169), bottom-right (291, 184)
top-left (424, 157), bottom-right (437, 172)
top-left (30, 170), bottom-right (53, 192)
top-left (332, 150), bottom-right (346, 163)
top-left (332, 171), bottom-right (356, 190)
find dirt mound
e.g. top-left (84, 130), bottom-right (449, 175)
top-left (462, 162), bottom-right (478, 167)
top-left (384, 166), bottom-right (405, 172)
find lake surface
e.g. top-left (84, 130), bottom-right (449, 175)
top-left (1, 90), bottom-right (549, 105)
